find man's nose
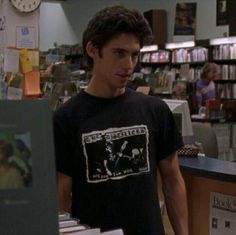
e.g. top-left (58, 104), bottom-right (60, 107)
top-left (123, 56), bottom-right (136, 70)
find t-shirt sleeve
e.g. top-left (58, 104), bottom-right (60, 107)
top-left (53, 107), bottom-right (75, 177)
top-left (156, 101), bottom-right (184, 161)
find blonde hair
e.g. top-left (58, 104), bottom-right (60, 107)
top-left (201, 63), bottom-right (220, 80)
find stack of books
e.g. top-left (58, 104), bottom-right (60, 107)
top-left (58, 212), bottom-right (124, 235)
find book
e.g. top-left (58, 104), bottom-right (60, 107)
top-left (60, 225), bottom-right (88, 233)
top-left (58, 212), bottom-right (71, 221)
top-left (101, 229), bottom-right (124, 235)
top-left (59, 219), bottom-right (80, 228)
top-left (0, 99), bottom-right (58, 235)
top-left (61, 228), bottom-right (101, 235)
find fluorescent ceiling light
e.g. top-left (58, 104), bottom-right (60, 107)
top-left (140, 44), bottom-right (158, 52)
top-left (210, 36), bottom-right (236, 45)
top-left (165, 41), bottom-right (195, 49)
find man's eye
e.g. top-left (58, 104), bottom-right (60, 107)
top-left (115, 51), bottom-right (125, 57)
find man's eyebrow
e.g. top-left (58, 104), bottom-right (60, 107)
top-left (112, 48), bottom-right (140, 54)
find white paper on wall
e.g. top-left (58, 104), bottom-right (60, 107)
top-left (4, 48), bottom-right (19, 72)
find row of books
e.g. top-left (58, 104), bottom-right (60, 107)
top-left (212, 44), bottom-right (236, 60)
top-left (220, 65), bottom-right (236, 80)
top-left (140, 47), bottom-right (208, 64)
top-left (216, 83), bottom-right (236, 99)
top-left (170, 67), bottom-right (202, 81)
top-left (58, 212), bottom-right (124, 235)
top-left (140, 50), bottom-right (170, 63)
top-left (142, 65), bottom-right (236, 81)
top-left (171, 47), bottom-right (208, 63)
top-left (141, 65), bottom-right (203, 84)
top-left (144, 70), bottom-right (174, 94)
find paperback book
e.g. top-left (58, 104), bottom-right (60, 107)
top-left (0, 99), bottom-right (58, 235)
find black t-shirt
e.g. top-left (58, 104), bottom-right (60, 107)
top-left (53, 88), bottom-right (183, 235)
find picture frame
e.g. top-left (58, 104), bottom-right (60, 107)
top-left (174, 2), bottom-right (197, 36)
top-left (216, 0), bottom-right (228, 26)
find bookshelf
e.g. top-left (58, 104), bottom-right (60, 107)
top-left (210, 36), bottom-right (236, 100)
top-left (166, 40), bottom-right (209, 81)
top-left (138, 38), bottom-right (236, 115)
top-left (139, 45), bottom-right (172, 97)
top-left (165, 40), bottom-right (210, 114)
top-left (140, 45), bottom-right (170, 64)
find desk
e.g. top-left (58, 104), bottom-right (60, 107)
top-left (179, 156), bottom-right (236, 235)
top-left (191, 118), bottom-right (236, 161)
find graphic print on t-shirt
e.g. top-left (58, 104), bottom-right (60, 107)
top-left (82, 125), bottom-right (150, 183)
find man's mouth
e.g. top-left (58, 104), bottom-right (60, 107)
top-left (117, 74), bottom-right (131, 78)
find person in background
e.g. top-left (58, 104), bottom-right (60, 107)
top-left (54, 5), bottom-right (188, 235)
top-left (195, 62), bottom-right (221, 110)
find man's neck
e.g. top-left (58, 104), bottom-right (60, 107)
top-left (85, 79), bottom-right (125, 98)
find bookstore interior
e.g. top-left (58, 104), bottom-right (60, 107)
top-left (0, 1), bottom-right (236, 235)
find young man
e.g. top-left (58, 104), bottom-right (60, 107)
top-left (54, 5), bottom-right (188, 235)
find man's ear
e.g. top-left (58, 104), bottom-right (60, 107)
top-left (86, 41), bottom-right (97, 58)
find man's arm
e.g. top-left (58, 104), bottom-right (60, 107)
top-left (158, 152), bottom-right (188, 235)
top-left (57, 172), bottom-right (72, 213)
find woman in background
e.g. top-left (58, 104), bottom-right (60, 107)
top-left (196, 63), bottom-right (221, 110)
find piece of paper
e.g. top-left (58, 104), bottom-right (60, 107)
top-left (7, 86), bottom-right (23, 100)
top-left (28, 50), bottom-right (39, 67)
top-left (46, 54), bottom-right (60, 63)
top-left (16, 26), bottom-right (36, 49)
top-left (19, 49), bottom-right (32, 74)
top-left (4, 48), bottom-right (19, 73)
top-left (24, 71), bottom-right (41, 96)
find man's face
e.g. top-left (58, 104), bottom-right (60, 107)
top-left (91, 33), bottom-right (140, 90)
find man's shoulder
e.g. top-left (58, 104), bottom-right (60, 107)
top-left (128, 88), bottom-right (162, 102)
top-left (54, 94), bottom-right (81, 120)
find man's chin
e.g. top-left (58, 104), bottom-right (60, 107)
top-left (118, 82), bottom-right (128, 89)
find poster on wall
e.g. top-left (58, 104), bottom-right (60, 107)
top-left (216, 0), bottom-right (228, 26)
top-left (210, 192), bottom-right (236, 235)
top-left (174, 2), bottom-right (197, 36)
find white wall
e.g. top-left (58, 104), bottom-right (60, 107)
top-left (40, 0), bottom-right (229, 51)
top-left (40, 2), bottom-right (78, 51)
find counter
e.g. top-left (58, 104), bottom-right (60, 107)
top-left (179, 156), bottom-right (236, 235)
top-left (179, 156), bottom-right (236, 183)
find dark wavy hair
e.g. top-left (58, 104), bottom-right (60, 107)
top-left (82, 5), bottom-right (153, 69)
